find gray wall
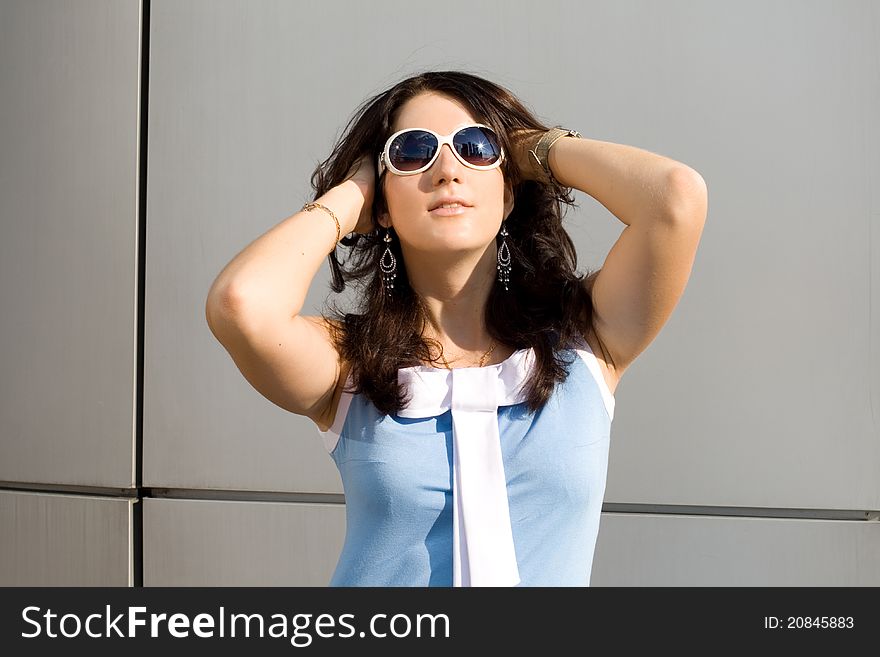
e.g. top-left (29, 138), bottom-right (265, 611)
top-left (1, 0), bottom-right (878, 586)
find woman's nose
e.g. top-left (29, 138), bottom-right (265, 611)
top-left (431, 143), bottom-right (462, 183)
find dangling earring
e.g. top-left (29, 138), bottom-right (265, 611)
top-left (380, 227), bottom-right (397, 297)
top-left (497, 219), bottom-right (512, 291)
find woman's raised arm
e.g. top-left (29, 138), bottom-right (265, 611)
top-left (203, 158), bottom-right (374, 426)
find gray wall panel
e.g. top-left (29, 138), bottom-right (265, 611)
top-left (0, 490), bottom-right (132, 586)
top-left (144, 0), bottom-right (353, 493)
top-left (145, 0), bottom-right (880, 516)
top-left (143, 501), bottom-right (880, 586)
top-left (600, 0), bottom-right (880, 512)
top-left (0, 0), bottom-right (141, 488)
top-left (592, 513), bottom-right (880, 586)
top-left (142, 498), bottom-right (344, 586)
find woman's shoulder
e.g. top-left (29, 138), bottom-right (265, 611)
top-left (580, 323), bottom-right (622, 397)
top-left (306, 316), bottom-right (353, 432)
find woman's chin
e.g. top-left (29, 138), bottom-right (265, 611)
top-left (407, 237), bottom-right (493, 255)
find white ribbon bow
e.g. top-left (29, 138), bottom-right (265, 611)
top-left (397, 347), bottom-right (537, 587)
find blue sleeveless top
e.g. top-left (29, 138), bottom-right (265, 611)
top-left (316, 335), bottom-right (615, 587)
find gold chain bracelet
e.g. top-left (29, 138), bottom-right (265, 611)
top-left (301, 202), bottom-right (341, 254)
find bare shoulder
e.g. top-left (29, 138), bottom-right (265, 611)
top-left (317, 359), bottom-right (354, 432)
top-left (583, 322), bottom-right (623, 397)
top-left (581, 270), bottom-right (625, 396)
top-left (301, 316), bottom-right (352, 432)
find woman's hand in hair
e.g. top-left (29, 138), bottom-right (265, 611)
top-left (344, 154), bottom-right (377, 235)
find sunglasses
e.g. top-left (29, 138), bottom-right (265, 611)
top-left (377, 123), bottom-right (505, 176)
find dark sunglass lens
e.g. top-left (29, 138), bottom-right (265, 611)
top-left (389, 130), bottom-right (437, 171)
top-left (453, 127), bottom-right (501, 166)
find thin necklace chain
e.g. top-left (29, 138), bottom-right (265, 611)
top-left (437, 339), bottom-right (498, 369)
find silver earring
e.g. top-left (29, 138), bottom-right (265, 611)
top-left (380, 227), bottom-right (397, 296)
top-left (497, 219), bottom-right (512, 291)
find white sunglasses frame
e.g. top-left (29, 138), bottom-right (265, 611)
top-left (377, 123), bottom-right (506, 176)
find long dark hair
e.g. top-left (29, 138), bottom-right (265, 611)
top-left (309, 70), bottom-right (598, 416)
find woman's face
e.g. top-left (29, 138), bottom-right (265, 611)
top-left (378, 92), bottom-right (514, 255)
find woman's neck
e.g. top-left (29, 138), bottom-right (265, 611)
top-left (402, 242), bottom-right (510, 367)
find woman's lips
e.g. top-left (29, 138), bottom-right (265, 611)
top-left (429, 205), bottom-right (470, 216)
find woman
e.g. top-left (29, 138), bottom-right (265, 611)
top-left (205, 70), bottom-right (708, 586)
